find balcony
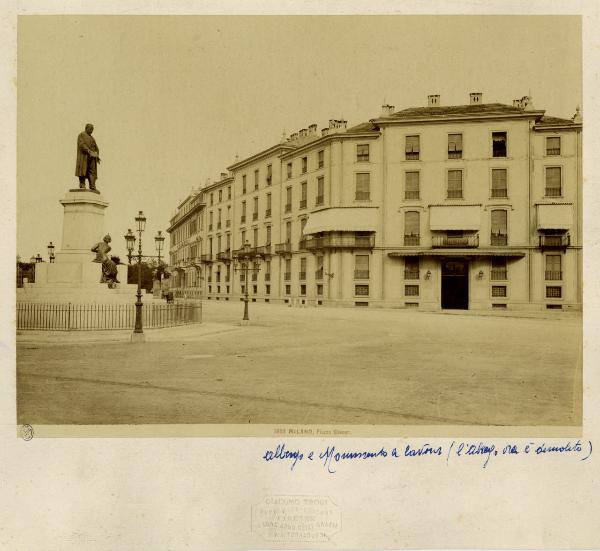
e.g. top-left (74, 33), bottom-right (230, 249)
top-left (404, 269), bottom-right (420, 280)
top-left (545, 187), bottom-right (562, 198)
top-left (284, 271), bottom-right (291, 281)
top-left (355, 191), bottom-right (370, 201)
top-left (284, 203), bottom-right (292, 213)
top-left (200, 254), bottom-right (212, 263)
top-left (240, 215), bottom-right (246, 224)
top-left (252, 212), bottom-right (258, 221)
top-left (405, 190), bottom-right (420, 200)
top-left (354, 270), bottom-right (370, 280)
top-left (315, 195), bottom-right (324, 206)
top-left (265, 208), bottom-right (271, 218)
top-left (255, 245), bottom-right (272, 257)
top-left (217, 250), bottom-right (232, 263)
top-left (275, 242), bottom-right (292, 255)
top-left (539, 234), bottom-right (569, 249)
top-left (299, 271), bottom-right (306, 280)
top-left (299, 199), bottom-right (307, 209)
top-left (432, 234), bottom-right (479, 248)
top-left (315, 269), bottom-right (323, 280)
top-left (299, 233), bottom-right (375, 251)
top-left (490, 233), bottom-right (508, 246)
top-left (208, 224), bottom-right (213, 231)
top-left (403, 235), bottom-right (420, 246)
top-left (545, 270), bottom-right (563, 281)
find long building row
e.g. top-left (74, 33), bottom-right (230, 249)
top-left (167, 92), bottom-right (582, 311)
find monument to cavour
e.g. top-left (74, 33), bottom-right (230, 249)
top-left (18, 123), bottom-right (137, 303)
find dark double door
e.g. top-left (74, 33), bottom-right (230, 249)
top-left (441, 259), bottom-right (469, 310)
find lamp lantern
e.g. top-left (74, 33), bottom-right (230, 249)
top-left (135, 210), bottom-right (147, 233)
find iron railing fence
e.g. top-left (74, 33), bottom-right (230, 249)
top-left (17, 302), bottom-right (202, 331)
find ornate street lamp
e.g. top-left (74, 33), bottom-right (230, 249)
top-left (35, 253), bottom-right (43, 263)
top-left (29, 256), bottom-right (36, 264)
top-left (47, 241), bottom-right (55, 263)
top-left (234, 241), bottom-right (259, 323)
top-left (133, 211), bottom-right (146, 336)
top-left (155, 230), bottom-right (165, 293)
top-left (124, 229), bottom-right (135, 264)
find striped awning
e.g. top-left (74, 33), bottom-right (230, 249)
top-left (303, 207), bottom-right (378, 235)
top-left (388, 249), bottom-right (526, 258)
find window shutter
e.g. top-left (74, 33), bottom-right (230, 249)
top-left (404, 211), bottom-right (420, 236)
top-left (405, 172), bottom-right (419, 193)
top-left (491, 210), bottom-right (507, 235)
top-left (546, 167), bottom-right (561, 188)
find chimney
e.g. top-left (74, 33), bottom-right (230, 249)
top-left (321, 127), bottom-right (330, 137)
top-left (308, 123), bottom-right (317, 135)
top-left (513, 99), bottom-right (522, 108)
top-left (299, 128), bottom-right (308, 138)
top-left (329, 119), bottom-right (336, 129)
top-left (381, 104), bottom-right (395, 116)
top-left (339, 119), bottom-right (347, 130)
top-left (427, 94), bottom-right (440, 107)
top-left (290, 132), bottom-right (298, 141)
top-left (470, 92), bottom-right (482, 105)
top-left (220, 172), bottom-right (227, 180)
top-left (521, 95), bottom-right (534, 111)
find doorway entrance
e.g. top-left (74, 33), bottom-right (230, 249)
top-left (441, 258), bottom-right (469, 309)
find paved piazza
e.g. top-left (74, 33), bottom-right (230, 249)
top-left (17, 302), bottom-right (582, 426)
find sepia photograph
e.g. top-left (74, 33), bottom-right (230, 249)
top-left (15, 14), bottom-right (582, 431)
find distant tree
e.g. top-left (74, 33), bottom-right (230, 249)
top-left (127, 261), bottom-right (155, 292)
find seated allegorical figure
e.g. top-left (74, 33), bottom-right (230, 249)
top-left (91, 235), bottom-right (121, 288)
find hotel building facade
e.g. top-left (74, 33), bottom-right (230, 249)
top-left (167, 93), bottom-right (582, 311)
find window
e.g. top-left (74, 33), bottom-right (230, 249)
top-left (315, 255), bottom-right (324, 280)
top-left (448, 134), bottom-right (463, 159)
top-left (217, 236), bottom-right (221, 253)
top-left (491, 257), bottom-right (507, 280)
top-left (447, 170), bottom-right (463, 199)
top-left (546, 137), bottom-right (561, 156)
top-left (545, 254), bottom-right (562, 280)
top-left (254, 169), bottom-right (259, 190)
top-left (265, 260), bottom-right (271, 276)
top-left (285, 259), bottom-right (291, 280)
top-left (404, 257), bottom-right (419, 279)
top-left (357, 144), bottom-right (370, 162)
top-left (300, 218), bottom-right (307, 236)
top-left (228, 186), bottom-right (231, 200)
top-left (253, 197), bottom-right (258, 220)
top-left (404, 211), bottom-right (420, 246)
top-left (545, 167), bottom-right (562, 197)
top-left (405, 172), bottom-right (420, 200)
top-left (546, 286), bottom-right (562, 298)
top-left (266, 164), bottom-right (272, 185)
top-left (491, 210), bottom-right (507, 245)
top-left (285, 285), bottom-right (291, 295)
top-left (491, 169), bottom-right (508, 198)
top-left (302, 157), bottom-right (307, 174)
top-left (253, 228), bottom-right (258, 247)
top-left (266, 226), bottom-right (271, 245)
top-left (492, 285), bottom-right (507, 297)
top-left (241, 201), bottom-right (246, 223)
top-left (286, 221), bottom-right (292, 242)
top-left (226, 233), bottom-right (230, 250)
top-left (209, 211), bottom-right (213, 230)
top-left (285, 187), bottom-right (292, 212)
top-left (300, 182), bottom-right (307, 208)
top-left (405, 285), bottom-right (419, 296)
top-left (318, 150), bottom-right (324, 169)
top-left (287, 162), bottom-right (292, 179)
top-left (300, 284), bottom-right (306, 296)
top-left (241, 230), bottom-right (246, 245)
top-left (355, 284), bottom-right (369, 296)
top-left (355, 173), bottom-right (370, 200)
top-left (492, 132), bottom-right (507, 157)
top-left (300, 257), bottom-right (307, 280)
top-left (210, 193), bottom-right (214, 205)
top-left (266, 285), bottom-right (271, 295)
top-left (227, 205), bottom-right (231, 226)
top-left (354, 255), bottom-right (369, 279)
top-left (317, 284), bottom-right (323, 296)
top-left (242, 175), bottom-right (247, 194)
top-left (316, 177), bottom-right (324, 205)
top-left (266, 193), bottom-right (272, 217)
top-left (405, 135), bottom-right (420, 160)
top-left (219, 189), bottom-right (222, 202)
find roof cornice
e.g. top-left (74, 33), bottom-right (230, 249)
top-left (227, 144), bottom-right (295, 171)
top-left (279, 131), bottom-right (381, 159)
top-left (371, 110), bottom-right (546, 125)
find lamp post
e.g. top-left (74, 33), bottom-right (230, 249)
top-left (35, 254), bottom-right (43, 263)
top-left (47, 242), bottom-right (55, 263)
top-left (125, 229), bottom-right (135, 265)
top-left (155, 230), bottom-right (165, 292)
top-left (124, 212), bottom-right (146, 340)
top-left (234, 241), bottom-right (259, 323)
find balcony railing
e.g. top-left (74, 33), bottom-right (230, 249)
top-left (490, 233), bottom-right (508, 246)
top-left (315, 195), bottom-right (324, 206)
top-left (446, 189), bottom-right (463, 199)
top-left (545, 270), bottom-right (563, 280)
top-left (275, 242), bottom-right (292, 255)
top-left (284, 203), bottom-right (292, 213)
top-left (284, 271), bottom-right (291, 281)
top-left (539, 234), bottom-right (570, 248)
top-left (200, 254), bottom-right (212, 263)
top-left (432, 234), bottom-right (479, 248)
top-left (404, 190), bottom-right (420, 200)
top-left (315, 269), bottom-right (323, 280)
top-left (545, 187), bottom-right (562, 198)
top-left (404, 269), bottom-right (420, 280)
top-left (299, 234), bottom-right (375, 250)
top-left (251, 273), bottom-right (258, 281)
top-left (255, 245), bottom-right (272, 257)
top-left (252, 212), bottom-right (258, 221)
top-left (299, 199), bottom-right (307, 209)
top-left (491, 189), bottom-right (508, 199)
top-left (299, 271), bottom-right (306, 280)
top-left (217, 250), bottom-right (232, 262)
top-left (265, 208), bottom-right (271, 218)
top-left (403, 235), bottom-right (420, 246)
top-left (490, 269), bottom-right (507, 280)
top-left (355, 191), bottom-right (370, 201)
top-left (354, 270), bottom-right (370, 279)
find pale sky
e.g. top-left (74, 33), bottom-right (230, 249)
top-left (16, 15), bottom-right (582, 261)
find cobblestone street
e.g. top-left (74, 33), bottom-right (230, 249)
top-left (17, 302), bottom-right (582, 426)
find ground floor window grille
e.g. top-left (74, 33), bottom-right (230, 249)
top-left (405, 284), bottom-right (419, 296)
top-left (355, 284), bottom-right (369, 296)
top-left (404, 302), bottom-right (419, 308)
top-left (404, 257), bottom-right (420, 279)
top-left (546, 286), bottom-right (562, 298)
top-left (491, 285), bottom-right (507, 297)
top-left (490, 257), bottom-right (507, 280)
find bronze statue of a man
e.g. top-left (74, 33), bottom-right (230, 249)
top-left (76, 123), bottom-right (100, 191)
top-left (91, 235), bottom-right (120, 287)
